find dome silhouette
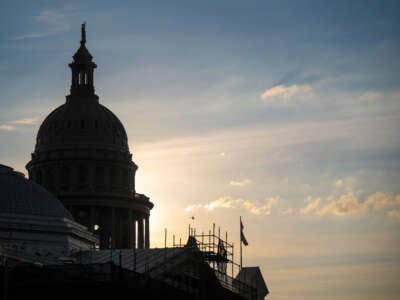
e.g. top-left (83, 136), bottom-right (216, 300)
top-left (35, 99), bottom-right (128, 152)
top-left (26, 23), bottom-right (152, 249)
top-left (0, 164), bottom-right (72, 219)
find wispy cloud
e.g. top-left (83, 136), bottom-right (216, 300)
top-left (301, 191), bottom-right (400, 217)
top-left (185, 196), bottom-right (281, 216)
top-left (242, 197), bottom-right (279, 215)
top-left (0, 117), bottom-right (39, 131)
top-left (34, 9), bottom-right (68, 27)
top-left (186, 190), bottom-right (400, 219)
top-left (0, 125), bottom-right (16, 131)
top-left (204, 196), bottom-right (237, 210)
top-left (387, 209), bottom-right (400, 219)
top-left (16, 8), bottom-right (74, 40)
top-left (185, 204), bottom-right (203, 213)
top-left (15, 33), bottom-right (47, 40)
top-left (358, 91), bottom-right (382, 103)
top-left (300, 197), bottom-right (322, 215)
top-left (229, 178), bottom-right (252, 187)
top-left (334, 176), bottom-right (357, 190)
top-left (9, 117), bottom-right (39, 125)
top-left (260, 84), bottom-right (313, 104)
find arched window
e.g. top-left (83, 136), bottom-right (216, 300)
top-left (84, 73), bottom-right (88, 84)
top-left (78, 73), bottom-right (82, 85)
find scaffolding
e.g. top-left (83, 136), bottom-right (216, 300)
top-left (172, 223), bottom-right (257, 299)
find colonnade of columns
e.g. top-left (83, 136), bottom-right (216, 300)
top-left (134, 215), bottom-right (150, 249)
top-left (29, 162), bottom-right (151, 250)
top-left (78, 205), bottom-right (150, 249)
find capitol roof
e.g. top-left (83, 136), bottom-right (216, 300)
top-left (0, 164), bottom-right (72, 219)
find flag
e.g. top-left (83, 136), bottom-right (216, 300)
top-left (240, 218), bottom-right (248, 246)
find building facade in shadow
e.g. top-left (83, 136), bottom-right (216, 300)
top-left (1, 24), bottom-right (269, 300)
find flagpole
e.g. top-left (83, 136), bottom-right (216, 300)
top-left (240, 216), bottom-right (242, 270)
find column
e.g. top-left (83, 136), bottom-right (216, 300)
top-left (54, 165), bottom-right (61, 191)
top-left (47, 167), bottom-right (54, 191)
top-left (104, 166), bottom-right (109, 192)
top-left (41, 167), bottom-right (47, 187)
top-left (88, 163), bottom-right (95, 191)
top-left (71, 164), bottom-right (78, 191)
top-left (111, 207), bottom-right (116, 249)
top-left (133, 219), bottom-right (137, 249)
top-left (145, 216), bottom-right (150, 248)
top-left (128, 210), bottom-right (133, 248)
top-left (138, 217), bottom-right (144, 249)
top-left (89, 206), bottom-right (95, 231)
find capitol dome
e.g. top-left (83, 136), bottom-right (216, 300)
top-left (26, 23), bottom-right (152, 250)
top-left (35, 99), bottom-right (128, 152)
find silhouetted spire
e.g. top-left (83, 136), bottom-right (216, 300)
top-left (68, 23), bottom-right (97, 99)
top-left (81, 22), bottom-right (86, 45)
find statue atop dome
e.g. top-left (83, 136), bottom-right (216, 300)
top-left (81, 22), bottom-right (86, 45)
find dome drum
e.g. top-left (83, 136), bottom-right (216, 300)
top-left (27, 157), bottom-right (139, 201)
top-left (29, 148), bottom-right (135, 164)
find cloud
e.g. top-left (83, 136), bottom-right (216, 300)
top-left (387, 209), bottom-right (400, 220)
top-left (334, 176), bottom-right (357, 190)
top-left (15, 33), bottom-right (46, 40)
top-left (300, 197), bottom-right (322, 215)
top-left (281, 207), bottom-right (294, 215)
top-left (9, 117), bottom-right (39, 125)
top-left (364, 192), bottom-right (400, 210)
top-left (34, 9), bottom-right (68, 27)
top-left (358, 91), bottom-right (382, 103)
top-left (16, 8), bottom-right (73, 40)
top-left (242, 197), bottom-right (279, 215)
top-left (0, 117), bottom-right (38, 131)
top-left (204, 196), bottom-right (237, 210)
top-left (185, 196), bottom-right (280, 215)
top-left (321, 191), bottom-right (362, 215)
top-left (229, 179), bottom-right (252, 187)
top-left (185, 204), bottom-right (203, 213)
top-left (301, 191), bottom-right (400, 217)
top-left (0, 125), bottom-right (16, 131)
top-left (260, 84), bottom-right (313, 104)
top-left (187, 191), bottom-right (400, 219)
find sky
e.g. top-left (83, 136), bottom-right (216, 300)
top-left (1, 0), bottom-right (400, 299)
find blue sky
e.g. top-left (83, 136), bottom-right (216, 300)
top-left (1, 1), bottom-right (400, 299)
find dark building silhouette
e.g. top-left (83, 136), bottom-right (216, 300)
top-left (26, 24), bottom-right (153, 249)
top-left (1, 24), bottom-right (269, 300)
top-left (1, 164), bottom-right (269, 300)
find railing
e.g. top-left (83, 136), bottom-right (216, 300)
top-left (214, 269), bottom-right (258, 300)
